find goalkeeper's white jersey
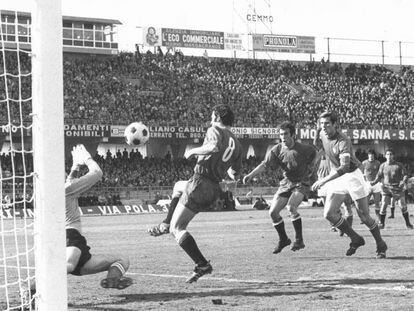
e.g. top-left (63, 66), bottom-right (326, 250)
top-left (65, 159), bottom-right (102, 232)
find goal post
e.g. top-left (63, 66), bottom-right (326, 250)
top-left (32, 0), bottom-right (67, 310)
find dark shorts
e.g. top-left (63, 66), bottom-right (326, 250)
top-left (382, 185), bottom-right (404, 198)
top-left (179, 174), bottom-right (221, 213)
top-left (66, 228), bottom-right (92, 276)
top-left (276, 178), bottom-right (310, 199)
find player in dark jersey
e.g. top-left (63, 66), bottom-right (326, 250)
top-left (243, 121), bottom-right (318, 254)
top-left (371, 149), bottom-right (413, 229)
top-left (311, 111), bottom-right (387, 258)
top-left (362, 150), bottom-right (382, 220)
top-left (169, 105), bottom-right (243, 283)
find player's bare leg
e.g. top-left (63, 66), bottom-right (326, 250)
top-left (398, 196), bottom-right (413, 229)
top-left (269, 195), bottom-right (291, 254)
top-left (170, 203), bottom-right (212, 283)
top-left (324, 193), bottom-right (365, 256)
top-left (67, 246), bottom-right (132, 289)
top-left (354, 196), bottom-right (387, 258)
top-left (66, 246), bottom-right (82, 274)
top-left (286, 191), bottom-right (305, 251)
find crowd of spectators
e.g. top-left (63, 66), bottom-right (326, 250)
top-left (2, 49), bottom-right (414, 128)
top-left (0, 146), bottom-right (413, 191)
top-left (69, 149), bottom-right (279, 188)
top-left (1, 147), bottom-right (413, 207)
top-left (62, 51), bottom-right (414, 128)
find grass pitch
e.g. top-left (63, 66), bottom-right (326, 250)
top-left (66, 206), bottom-right (414, 311)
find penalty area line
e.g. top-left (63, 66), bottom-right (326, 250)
top-left (127, 272), bottom-right (271, 284)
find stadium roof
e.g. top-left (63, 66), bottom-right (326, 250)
top-left (62, 15), bottom-right (122, 25)
top-left (1, 10), bottom-right (122, 25)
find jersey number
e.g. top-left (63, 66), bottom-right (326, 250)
top-left (222, 138), bottom-right (235, 162)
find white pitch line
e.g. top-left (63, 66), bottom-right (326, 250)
top-left (128, 272), bottom-right (414, 292)
top-left (317, 284), bottom-right (414, 292)
top-left (127, 272), bottom-right (271, 284)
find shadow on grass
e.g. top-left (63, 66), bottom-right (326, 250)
top-left (68, 277), bottom-right (414, 310)
top-left (69, 284), bottom-right (334, 310)
top-left (384, 256), bottom-right (414, 260)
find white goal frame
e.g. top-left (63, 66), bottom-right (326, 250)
top-left (32, 0), bottom-right (67, 310)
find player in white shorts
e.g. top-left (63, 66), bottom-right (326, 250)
top-left (315, 147), bottom-right (353, 235)
top-left (362, 150), bottom-right (382, 221)
top-left (311, 111), bottom-right (387, 258)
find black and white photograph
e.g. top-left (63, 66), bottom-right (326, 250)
top-left (0, 0), bottom-right (413, 310)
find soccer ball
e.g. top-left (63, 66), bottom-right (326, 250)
top-left (124, 122), bottom-right (149, 146)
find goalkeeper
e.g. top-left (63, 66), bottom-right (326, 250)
top-left (66, 144), bottom-right (133, 289)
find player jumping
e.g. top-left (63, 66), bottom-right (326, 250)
top-left (169, 105), bottom-right (242, 283)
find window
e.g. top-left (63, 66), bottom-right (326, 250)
top-left (6, 24), bottom-right (16, 35)
top-left (84, 23), bottom-right (93, 30)
top-left (5, 15), bottom-right (15, 23)
top-left (63, 39), bottom-right (73, 46)
top-left (74, 29), bottom-right (83, 40)
top-left (18, 16), bottom-right (29, 24)
top-left (18, 36), bottom-right (28, 43)
top-left (63, 28), bottom-right (72, 39)
top-left (95, 31), bottom-right (103, 41)
top-left (18, 25), bottom-right (28, 36)
top-left (84, 30), bottom-right (93, 41)
top-left (63, 21), bottom-right (72, 28)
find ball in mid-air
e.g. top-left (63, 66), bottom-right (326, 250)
top-left (124, 122), bottom-right (149, 146)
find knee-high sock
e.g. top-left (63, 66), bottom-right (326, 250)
top-left (402, 211), bottom-right (412, 226)
top-left (177, 231), bottom-right (207, 266)
top-left (367, 221), bottom-right (383, 245)
top-left (333, 217), bottom-right (359, 240)
top-left (107, 262), bottom-right (126, 279)
top-left (291, 217), bottom-right (303, 241)
top-left (163, 197), bottom-right (179, 224)
top-left (273, 219), bottom-right (288, 241)
top-left (380, 213), bottom-right (386, 225)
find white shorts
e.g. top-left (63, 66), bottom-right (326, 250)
top-left (318, 184), bottom-right (329, 197)
top-left (172, 180), bottom-right (189, 198)
top-left (325, 169), bottom-right (369, 201)
top-left (366, 181), bottom-right (381, 194)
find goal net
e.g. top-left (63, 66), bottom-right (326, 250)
top-left (0, 3), bottom-right (67, 310)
